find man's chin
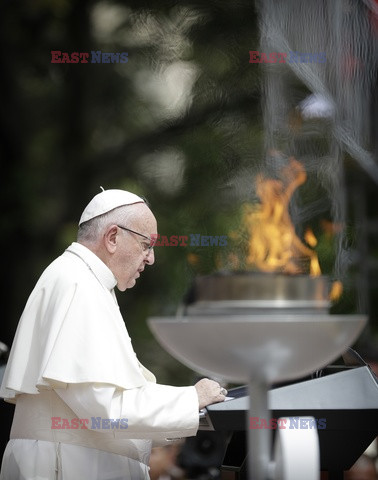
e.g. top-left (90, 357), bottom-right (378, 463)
top-left (116, 279), bottom-right (135, 292)
top-left (126, 278), bottom-right (137, 290)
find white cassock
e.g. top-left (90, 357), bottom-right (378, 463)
top-left (0, 242), bottom-right (199, 480)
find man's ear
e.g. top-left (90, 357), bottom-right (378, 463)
top-left (104, 225), bottom-right (119, 253)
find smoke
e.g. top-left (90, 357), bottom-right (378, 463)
top-left (256, 0), bottom-right (378, 280)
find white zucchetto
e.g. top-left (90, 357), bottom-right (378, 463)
top-left (79, 188), bottom-right (145, 225)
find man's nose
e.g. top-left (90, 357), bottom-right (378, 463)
top-left (145, 249), bottom-right (155, 265)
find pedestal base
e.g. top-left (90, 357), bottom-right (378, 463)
top-left (248, 379), bottom-right (320, 480)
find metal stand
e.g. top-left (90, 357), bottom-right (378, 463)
top-left (247, 376), bottom-right (321, 480)
top-left (248, 378), bottom-right (271, 480)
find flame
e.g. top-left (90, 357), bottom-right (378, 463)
top-left (244, 157), bottom-right (321, 276)
top-left (304, 228), bottom-right (317, 248)
top-left (217, 154), bottom-right (343, 301)
top-left (329, 281), bottom-right (343, 301)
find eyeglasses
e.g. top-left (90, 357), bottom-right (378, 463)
top-left (117, 225), bottom-right (155, 253)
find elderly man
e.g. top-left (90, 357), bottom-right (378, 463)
top-left (0, 189), bottom-right (226, 479)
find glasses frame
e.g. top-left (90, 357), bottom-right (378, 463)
top-left (117, 225), bottom-right (155, 253)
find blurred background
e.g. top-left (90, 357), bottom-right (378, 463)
top-left (0, 0), bottom-right (377, 474)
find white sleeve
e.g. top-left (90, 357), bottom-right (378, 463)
top-left (55, 382), bottom-right (199, 440)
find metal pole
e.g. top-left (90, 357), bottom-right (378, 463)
top-left (248, 378), bottom-right (271, 480)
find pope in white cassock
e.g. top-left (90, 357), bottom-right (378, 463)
top-left (0, 189), bottom-right (226, 480)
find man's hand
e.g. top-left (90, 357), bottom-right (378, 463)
top-left (194, 378), bottom-right (227, 410)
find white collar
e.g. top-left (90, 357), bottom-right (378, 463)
top-left (65, 242), bottom-right (117, 291)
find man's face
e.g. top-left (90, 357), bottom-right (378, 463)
top-left (112, 203), bottom-right (157, 291)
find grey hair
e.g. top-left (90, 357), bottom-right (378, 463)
top-left (77, 204), bottom-right (143, 244)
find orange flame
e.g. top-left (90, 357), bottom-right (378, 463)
top-left (329, 281), bottom-right (343, 301)
top-left (244, 157), bottom-right (321, 276)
